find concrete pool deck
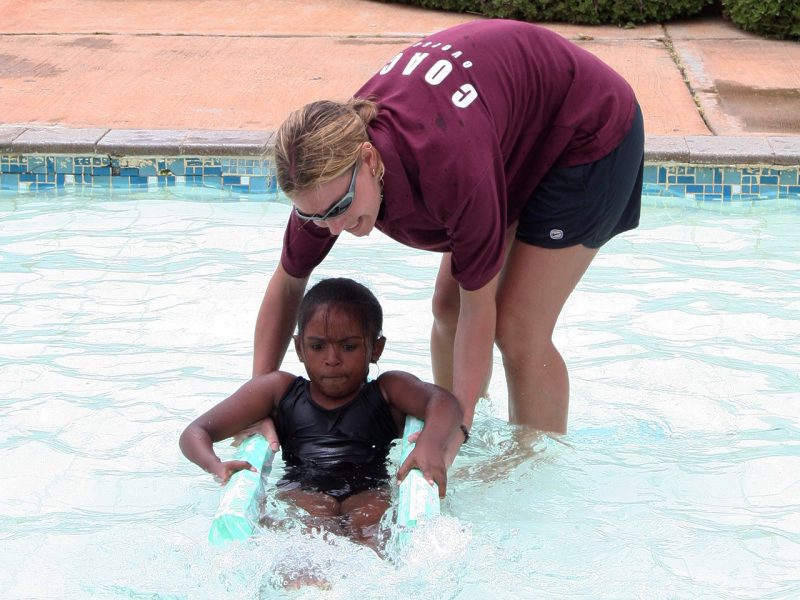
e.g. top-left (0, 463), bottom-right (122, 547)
top-left (0, 0), bottom-right (799, 164)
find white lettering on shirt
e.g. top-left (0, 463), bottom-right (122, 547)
top-left (376, 42), bottom-right (480, 108)
top-left (424, 59), bottom-right (453, 85)
top-left (380, 53), bottom-right (403, 75)
top-left (402, 52), bottom-right (430, 75)
top-left (452, 84), bottom-right (478, 108)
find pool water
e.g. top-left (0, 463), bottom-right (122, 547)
top-left (1, 189), bottom-right (798, 599)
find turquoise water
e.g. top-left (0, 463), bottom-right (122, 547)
top-left (1, 189), bottom-right (798, 599)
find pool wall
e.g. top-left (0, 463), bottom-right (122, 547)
top-left (1, 126), bottom-right (799, 201)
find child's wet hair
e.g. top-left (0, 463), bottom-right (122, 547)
top-left (297, 278), bottom-right (383, 341)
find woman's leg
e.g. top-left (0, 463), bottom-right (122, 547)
top-left (495, 241), bottom-right (598, 433)
top-left (431, 228), bottom-right (516, 394)
top-left (498, 106), bottom-right (643, 433)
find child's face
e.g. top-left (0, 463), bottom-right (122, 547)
top-left (295, 304), bottom-right (380, 400)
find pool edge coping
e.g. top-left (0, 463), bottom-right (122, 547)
top-left (1, 125), bottom-right (799, 165)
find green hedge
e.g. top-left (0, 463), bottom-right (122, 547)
top-left (722, 0), bottom-right (800, 40)
top-left (380, 0), bottom-right (714, 26)
top-left (381, 1), bottom-right (800, 38)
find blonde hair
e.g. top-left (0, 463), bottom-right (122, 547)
top-left (274, 98), bottom-right (379, 196)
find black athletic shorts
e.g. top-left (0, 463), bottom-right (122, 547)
top-left (516, 103), bottom-right (644, 249)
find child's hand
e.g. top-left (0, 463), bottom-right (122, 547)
top-left (396, 440), bottom-right (448, 497)
top-left (210, 460), bottom-right (257, 485)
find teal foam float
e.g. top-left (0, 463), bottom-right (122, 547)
top-left (394, 415), bottom-right (441, 547)
top-left (208, 416), bottom-right (441, 546)
top-left (208, 433), bottom-right (275, 546)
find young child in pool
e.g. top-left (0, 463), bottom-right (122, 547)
top-left (179, 277), bottom-right (463, 546)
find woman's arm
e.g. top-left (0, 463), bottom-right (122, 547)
top-left (253, 263), bottom-right (308, 377)
top-left (179, 372), bottom-right (295, 480)
top-left (452, 273), bottom-right (500, 428)
top-left (249, 265), bottom-right (307, 451)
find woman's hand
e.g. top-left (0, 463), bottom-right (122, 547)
top-left (210, 460), bottom-right (257, 486)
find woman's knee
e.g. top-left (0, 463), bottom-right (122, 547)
top-left (431, 256), bottom-right (460, 330)
top-left (431, 284), bottom-right (459, 329)
top-left (495, 310), bottom-right (553, 361)
top-left (494, 312), bottom-right (520, 357)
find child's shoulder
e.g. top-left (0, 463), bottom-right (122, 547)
top-left (252, 369), bottom-right (298, 379)
top-left (251, 370), bottom-right (302, 389)
top-left (375, 369), bottom-right (419, 382)
top-left (374, 370), bottom-right (424, 394)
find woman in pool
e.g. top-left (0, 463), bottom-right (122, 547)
top-left (253, 19), bottom-right (644, 455)
top-left (180, 278), bottom-right (462, 545)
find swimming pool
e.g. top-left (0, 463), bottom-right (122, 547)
top-left (1, 189), bottom-right (798, 598)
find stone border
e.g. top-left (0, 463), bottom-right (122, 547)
top-left (1, 126), bottom-right (799, 165)
top-left (647, 136), bottom-right (800, 166)
top-left (1, 126), bottom-right (274, 157)
top-left (2, 126), bottom-right (799, 200)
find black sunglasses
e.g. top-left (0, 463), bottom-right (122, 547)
top-left (294, 160), bottom-right (359, 223)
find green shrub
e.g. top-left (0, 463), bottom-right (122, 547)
top-left (722, 0), bottom-right (800, 40)
top-left (380, 0), bottom-right (715, 25)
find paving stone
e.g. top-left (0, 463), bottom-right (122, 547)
top-left (10, 127), bottom-right (108, 153)
top-left (0, 126), bottom-right (26, 153)
top-left (686, 136), bottom-right (775, 164)
top-left (767, 137), bottom-right (800, 165)
top-left (0, 4), bottom-right (797, 165)
top-left (645, 136), bottom-right (690, 162)
top-left (181, 130), bottom-right (273, 156)
top-left (96, 129), bottom-right (190, 156)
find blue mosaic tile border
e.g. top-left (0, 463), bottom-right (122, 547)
top-left (0, 155), bottom-right (278, 196)
top-left (1, 154), bottom-right (799, 201)
top-left (643, 164), bottom-right (800, 201)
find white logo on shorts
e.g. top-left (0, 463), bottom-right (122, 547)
top-left (550, 229), bottom-right (564, 240)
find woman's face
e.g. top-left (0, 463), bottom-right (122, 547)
top-left (290, 146), bottom-right (383, 237)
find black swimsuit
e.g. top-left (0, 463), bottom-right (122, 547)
top-left (275, 377), bottom-right (400, 500)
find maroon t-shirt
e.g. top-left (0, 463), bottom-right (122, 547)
top-left (281, 19), bottom-right (636, 290)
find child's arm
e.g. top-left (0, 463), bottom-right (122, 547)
top-left (179, 371), bottom-right (295, 484)
top-left (377, 371), bottom-right (463, 497)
